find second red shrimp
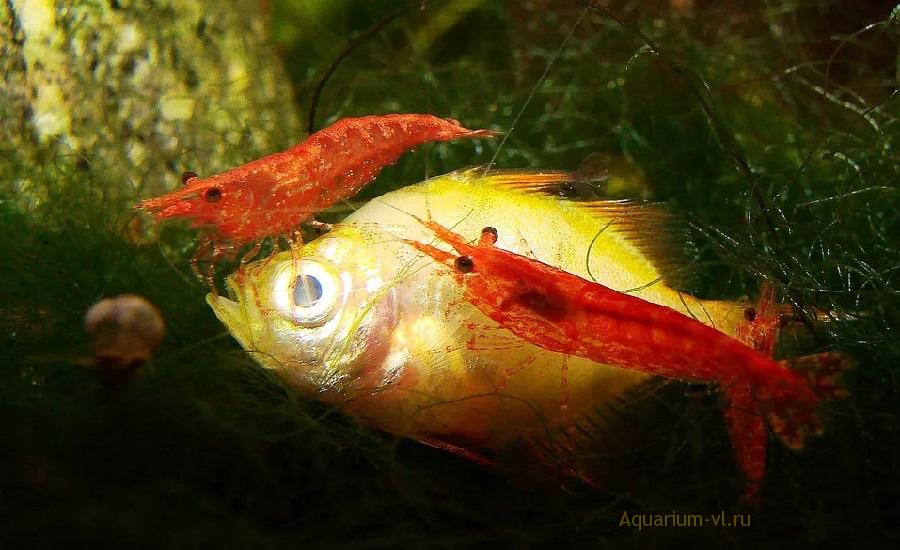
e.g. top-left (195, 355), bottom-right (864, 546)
top-left (403, 216), bottom-right (851, 502)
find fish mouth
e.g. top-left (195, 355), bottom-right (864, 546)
top-left (206, 276), bottom-right (254, 352)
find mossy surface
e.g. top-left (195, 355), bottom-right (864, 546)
top-left (1, 0), bottom-right (300, 204)
top-left (2, 0), bottom-right (899, 547)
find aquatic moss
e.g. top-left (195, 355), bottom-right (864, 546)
top-left (2, 0), bottom-right (898, 547)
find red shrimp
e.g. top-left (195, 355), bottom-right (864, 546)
top-left (137, 114), bottom-right (496, 273)
top-left (402, 216), bottom-right (851, 502)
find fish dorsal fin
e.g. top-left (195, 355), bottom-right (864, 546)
top-left (474, 168), bottom-right (696, 289)
top-left (577, 199), bottom-right (696, 290)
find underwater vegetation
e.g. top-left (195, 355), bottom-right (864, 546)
top-left (1, 0), bottom-right (899, 547)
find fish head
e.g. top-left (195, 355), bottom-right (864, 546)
top-left (206, 226), bottom-right (402, 395)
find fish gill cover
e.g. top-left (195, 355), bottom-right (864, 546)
top-left (0, 0), bottom-right (898, 547)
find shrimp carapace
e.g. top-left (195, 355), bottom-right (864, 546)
top-left (402, 215), bottom-right (852, 502)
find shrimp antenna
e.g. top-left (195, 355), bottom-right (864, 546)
top-left (371, 198), bottom-right (426, 224)
top-left (372, 198), bottom-right (476, 234)
top-left (307, 1), bottom-right (425, 134)
top-left (482, 5), bottom-right (591, 175)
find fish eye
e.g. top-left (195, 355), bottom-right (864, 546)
top-left (272, 260), bottom-right (340, 327)
top-left (181, 171), bottom-right (198, 185)
top-left (454, 256), bottom-right (474, 273)
top-left (204, 186), bottom-right (222, 202)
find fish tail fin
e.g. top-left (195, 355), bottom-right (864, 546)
top-left (762, 352), bottom-right (853, 450)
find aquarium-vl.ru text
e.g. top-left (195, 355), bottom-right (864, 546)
top-left (619, 511), bottom-right (751, 530)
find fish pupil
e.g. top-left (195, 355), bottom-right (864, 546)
top-left (293, 275), bottom-right (323, 307)
top-left (454, 256), bottom-right (474, 273)
top-left (205, 187), bottom-right (222, 202)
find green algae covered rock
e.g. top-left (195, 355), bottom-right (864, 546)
top-left (1, 0), bottom-right (300, 211)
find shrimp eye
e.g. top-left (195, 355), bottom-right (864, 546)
top-left (481, 226), bottom-right (498, 244)
top-left (204, 186), bottom-right (222, 203)
top-left (181, 171), bottom-right (198, 185)
top-left (743, 307), bottom-right (756, 322)
top-left (454, 256), bottom-right (474, 273)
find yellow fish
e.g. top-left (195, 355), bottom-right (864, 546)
top-left (207, 168), bottom-right (754, 451)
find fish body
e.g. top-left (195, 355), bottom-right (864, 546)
top-left (208, 168), bottom-right (758, 448)
top-left (138, 114), bottom-right (496, 245)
